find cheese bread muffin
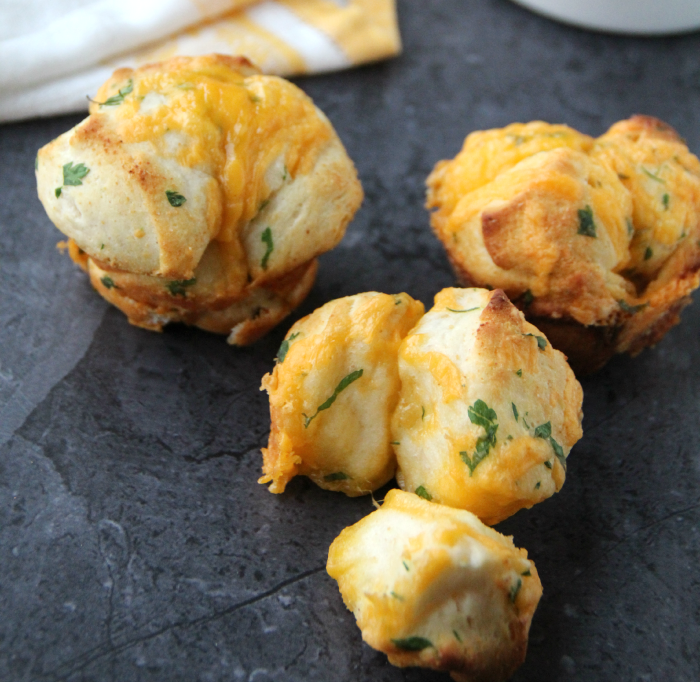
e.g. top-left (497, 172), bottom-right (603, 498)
top-left (259, 292), bottom-right (424, 496)
top-left (36, 54), bottom-right (363, 344)
top-left (327, 489), bottom-right (543, 682)
top-left (392, 287), bottom-right (583, 525)
top-left (427, 117), bottom-right (700, 372)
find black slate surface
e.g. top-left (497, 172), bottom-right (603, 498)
top-left (1, 1), bottom-right (700, 680)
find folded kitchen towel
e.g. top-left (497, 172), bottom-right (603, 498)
top-left (0, 0), bottom-right (401, 122)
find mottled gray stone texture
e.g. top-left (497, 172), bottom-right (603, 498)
top-left (1, 1), bottom-right (700, 680)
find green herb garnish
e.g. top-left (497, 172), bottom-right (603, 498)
top-left (516, 369), bottom-right (522, 377)
top-left (535, 481), bottom-right (541, 489)
top-left (512, 402), bottom-right (519, 422)
top-left (524, 333), bottom-right (547, 350)
top-left (55, 187), bottom-right (62, 198)
top-left (390, 591), bottom-right (404, 601)
top-left (544, 461), bottom-right (552, 469)
top-left (100, 276), bottom-right (117, 289)
top-left (534, 421), bottom-right (567, 470)
top-left (99, 79), bottom-right (133, 106)
top-left (303, 369), bottom-right (363, 428)
top-left (453, 630), bottom-right (463, 643)
top-left (509, 578), bottom-right (522, 603)
top-left (446, 307), bottom-right (479, 313)
top-left (462, 399), bottom-right (498, 475)
top-left (662, 193), bottom-right (670, 210)
top-left (402, 561), bottom-right (410, 572)
top-left (166, 278), bottom-right (196, 297)
top-left (618, 299), bottom-right (648, 315)
top-left (522, 568), bottom-right (532, 577)
top-left (391, 441), bottom-right (400, 445)
top-left (642, 167), bottom-right (665, 184)
top-left (166, 190), bottom-right (186, 207)
top-left (392, 637), bottom-right (433, 652)
top-left (644, 246), bottom-right (653, 261)
top-left (522, 290), bottom-right (534, 307)
top-left (282, 165), bottom-right (288, 181)
top-left (276, 332), bottom-right (300, 363)
top-left (421, 405), bottom-right (426, 420)
top-left (577, 205), bottom-right (596, 237)
top-left (324, 472), bottom-right (349, 481)
top-left (261, 227), bottom-right (274, 270)
top-left (60, 161), bottom-right (90, 193)
top-left (415, 485), bottom-right (432, 501)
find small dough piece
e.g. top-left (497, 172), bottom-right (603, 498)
top-left (259, 292), bottom-right (425, 496)
top-left (327, 488), bottom-right (542, 682)
top-left (392, 287), bottom-right (583, 525)
top-left (427, 117), bottom-right (700, 373)
top-left (36, 55), bottom-right (363, 343)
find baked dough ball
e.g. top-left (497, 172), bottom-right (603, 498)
top-left (36, 54), bottom-right (363, 344)
top-left (327, 489), bottom-right (542, 682)
top-left (260, 292), bottom-right (424, 496)
top-left (427, 117), bottom-right (700, 373)
top-left (392, 287), bottom-right (583, 525)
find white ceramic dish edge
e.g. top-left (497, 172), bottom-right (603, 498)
top-left (511, 0), bottom-right (700, 35)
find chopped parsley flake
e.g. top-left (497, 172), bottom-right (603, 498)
top-left (55, 187), bottom-right (62, 198)
top-left (390, 591), bottom-right (404, 601)
top-left (421, 405), bottom-right (426, 420)
top-left (522, 568), bottom-right (532, 577)
top-left (644, 246), bottom-right (653, 261)
top-left (522, 290), bottom-right (534, 307)
top-left (324, 472), bottom-right (349, 481)
top-left (544, 460), bottom-right (552, 469)
top-left (577, 205), bottom-right (596, 237)
top-left (415, 485), bottom-right (432, 501)
top-left (618, 299), bottom-right (649, 315)
top-left (391, 637), bottom-right (433, 652)
top-left (166, 190), bottom-right (186, 207)
top-left (282, 165), bottom-right (288, 181)
top-left (524, 333), bottom-right (547, 350)
top-left (509, 578), bottom-right (522, 603)
top-left (642, 167), bottom-right (665, 184)
top-left (391, 441), bottom-right (400, 445)
top-left (535, 481), bottom-right (541, 489)
top-left (99, 79), bottom-right (133, 106)
top-left (446, 307), bottom-right (479, 313)
top-left (60, 161), bottom-right (90, 192)
top-left (403, 561), bottom-right (410, 572)
top-left (516, 369), bottom-right (523, 377)
top-left (453, 630), bottom-right (463, 643)
top-left (166, 278), bottom-right (196, 297)
top-left (512, 402), bottom-right (519, 422)
top-left (261, 227), bottom-right (274, 270)
top-left (462, 399), bottom-right (498, 475)
top-left (100, 276), bottom-right (117, 289)
top-left (534, 421), bottom-right (566, 470)
top-left (303, 369), bottom-right (363, 428)
top-left (662, 193), bottom-right (670, 210)
top-left (276, 332), bottom-right (300, 364)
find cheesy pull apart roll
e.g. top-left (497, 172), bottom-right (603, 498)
top-left (36, 55), bottom-right (363, 344)
top-left (327, 489), bottom-right (542, 682)
top-left (260, 292), bottom-right (424, 496)
top-left (427, 117), bottom-right (700, 373)
top-left (393, 287), bottom-right (583, 525)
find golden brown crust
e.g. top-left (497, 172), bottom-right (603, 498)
top-left (427, 117), bottom-right (700, 373)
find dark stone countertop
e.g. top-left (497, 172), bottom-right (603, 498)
top-left (1, 1), bottom-right (699, 680)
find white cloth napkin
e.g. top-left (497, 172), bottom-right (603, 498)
top-left (0, 0), bottom-right (401, 122)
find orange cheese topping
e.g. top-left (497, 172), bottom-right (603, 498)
top-left (92, 55), bottom-right (332, 244)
